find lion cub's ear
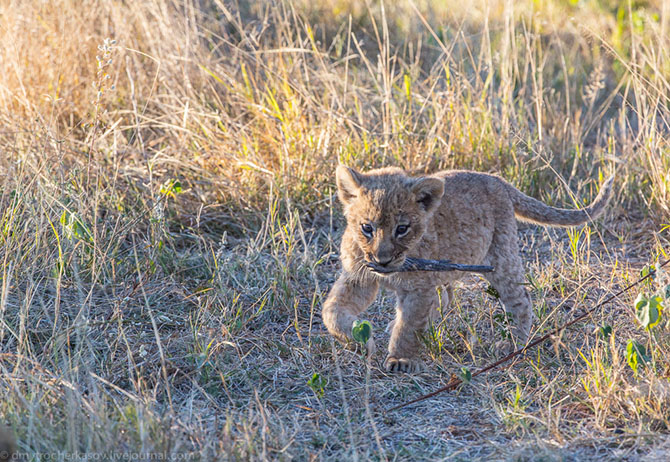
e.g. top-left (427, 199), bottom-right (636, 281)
top-left (412, 177), bottom-right (444, 213)
top-left (336, 166), bottom-right (364, 205)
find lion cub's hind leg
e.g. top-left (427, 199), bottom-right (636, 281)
top-left (483, 221), bottom-right (533, 352)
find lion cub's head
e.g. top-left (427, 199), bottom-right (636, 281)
top-left (336, 166), bottom-right (445, 270)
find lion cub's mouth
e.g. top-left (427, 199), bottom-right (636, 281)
top-left (365, 257), bottom-right (406, 274)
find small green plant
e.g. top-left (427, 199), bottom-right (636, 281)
top-left (634, 293), bottom-right (663, 331)
top-left (459, 367), bottom-right (472, 384)
top-left (160, 178), bottom-right (183, 199)
top-left (60, 210), bottom-right (93, 243)
top-left (421, 322), bottom-right (446, 359)
top-left (352, 320), bottom-right (372, 345)
top-left (493, 312), bottom-right (512, 340)
top-left (597, 324), bottom-right (612, 341)
top-left (640, 264), bottom-right (656, 289)
top-left (625, 340), bottom-right (650, 376)
top-left (485, 285), bottom-right (500, 299)
top-left (566, 227), bottom-right (581, 264)
top-left (509, 384), bottom-right (525, 411)
top-left (190, 339), bottom-right (221, 395)
top-left (307, 373), bottom-right (327, 398)
top-left (625, 261), bottom-right (668, 376)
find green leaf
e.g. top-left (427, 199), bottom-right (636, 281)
top-left (664, 284), bottom-right (670, 300)
top-left (647, 296), bottom-right (664, 330)
top-left (641, 265), bottom-right (656, 280)
top-left (60, 210), bottom-right (93, 243)
top-left (635, 294), bottom-right (663, 330)
top-left (598, 324), bottom-right (612, 340)
top-left (160, 179), bottom-right (183, 198)
top-left (485, 285), bottom-right (500, 299)
top-left (493, 312), bottom-right (511, 339)
top-left (635, 293), bottom-right (648, 311)
top-left (459, 367), bottom-right (472, 384)
top-left (626, 341), bottom-right (639, 374)
top-left (640, 265), bottom-right (656, 288)
top-left (404, 74), bottom-right (411, 101)
top-left (626, 340), bottom-right (650, 374)
top-left (352, 320), bottom-right (372, 345)
top-left (307, 373), bottom-right (327, 398)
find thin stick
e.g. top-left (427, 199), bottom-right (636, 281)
top-left (387, 259), bottom-right (670, 412)
top-left (367, 257), bottom-right (494, 274)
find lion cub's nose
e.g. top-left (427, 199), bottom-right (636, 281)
top-left (374, 256), bottom-right (393, 266)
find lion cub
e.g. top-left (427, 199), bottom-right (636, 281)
top-left (323, 166), bottom-right (613, 372)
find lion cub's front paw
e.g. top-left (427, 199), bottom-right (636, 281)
top-left (384, 356), bottom-right (424, 373)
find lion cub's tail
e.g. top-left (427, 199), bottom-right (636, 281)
top-left (507, 175), bottom-right (615, 227)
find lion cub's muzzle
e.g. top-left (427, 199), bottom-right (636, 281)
top-left (365, 254), bottom-right (406, 273)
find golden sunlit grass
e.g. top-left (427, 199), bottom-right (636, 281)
top-left (1, 0), bottom-right (670, 459)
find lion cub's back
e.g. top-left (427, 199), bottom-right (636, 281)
top-left (435, 170), bottom-right (512, 217)
top-left (423, 170), bottom-right (511, 264)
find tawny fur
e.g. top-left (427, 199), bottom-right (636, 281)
top-left (323, 166), bottom-right (614, 373)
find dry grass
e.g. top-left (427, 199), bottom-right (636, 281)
top-left (1, 0), bottom-right (670, 460)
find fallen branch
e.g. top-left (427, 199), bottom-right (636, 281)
top-left (387, 258), bottom-right (670, 412)
top-left (367, 257), bottom-right (494, 274)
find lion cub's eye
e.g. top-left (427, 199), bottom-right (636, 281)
top-left (395, 224), bottom-right (410, 237)
top-left (361, 223), bottom-right (374, 238)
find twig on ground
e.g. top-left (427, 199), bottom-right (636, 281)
top-left (367, 257), bottom-right (494, 274)
top-left (387, 258), bottom-right (670, 412)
